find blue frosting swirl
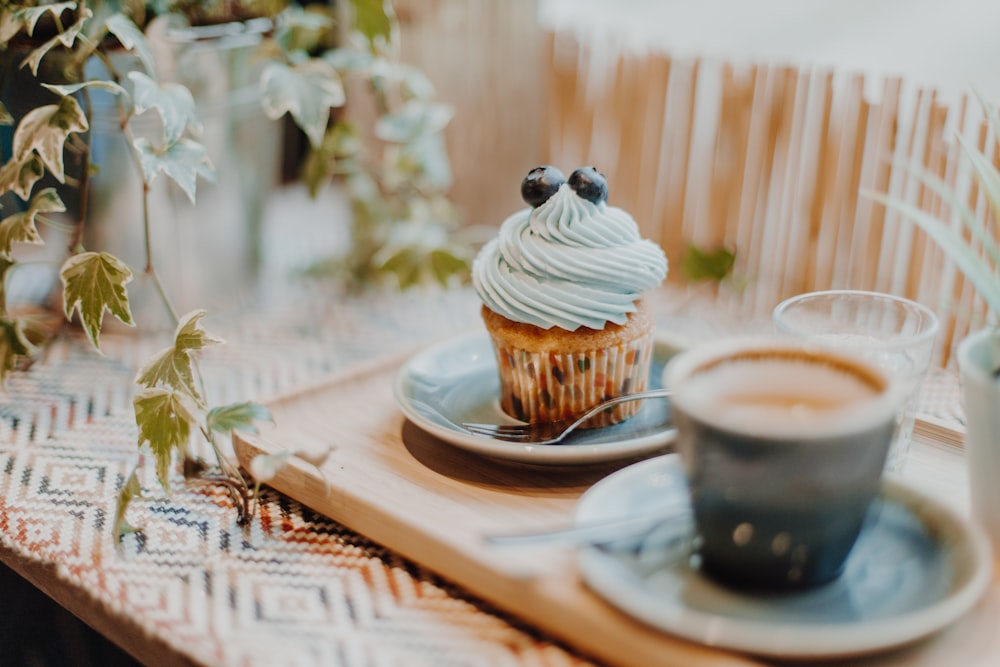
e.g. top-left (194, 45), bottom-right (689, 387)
top-left (473, 184), bottom-right (667, 331)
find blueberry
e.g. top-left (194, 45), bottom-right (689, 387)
top-left (521, 165), bottom-right (566, 207)
top-left (568, 166), bottom-right (608, 204)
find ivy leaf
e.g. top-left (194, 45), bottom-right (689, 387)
top-left (207, 401), bottom-right (273, 435)
top-left (173, 309), bottom-right (224, 353)
top-left (21, 7), bottom-right (92, 76)
top-left (133, 387), bottom-right (200, 490)
top-left (106, 13), bottom-right (156, 77)
top-left (129, 72), bottom-right (200, 143)
top-left (397, 64), bottom-right (436, 102)
top-left (12, 97), bottom-right (89, 183)
top-left (375, 101), bottom-right (453, 143)
top-left (249, 450), bottom-right (295, 483)
top-left (60, 251), bottom-right (135, 349)
top-left (43, 80), bottom-right (130, 102)
top-left (0, 258), bottom-right (14, 310)
top-left (429, 248), bottom-right (470, 286)
top-left (0, 154), bottom-right (45, 202)
top-left (260, 60), bottom-right (345, 148)
top-left (135, 311), bottom-right (222, 403)
top-left (17, 2), bottom-right (76, 36)
top-left (350, 0), bottom-right (394, 48)
top-left (324, 46), bottom-right (374, 73)
top-left (113, 468), bottom-right (143, 542)
top-left (133, 137), bottom-right (215, 204)
top-left (680, 244), bottom-right (736, 283)
top-left (0, 318), bottom-right (33, 386)
top-left (135, 345), bottom-right (200, 403)
top-left (380, 247), bottom-right (422, 289)
top-left (275, 5), bottom-right (335, 54)
top-left (0, 188), bottom-right (65, 259)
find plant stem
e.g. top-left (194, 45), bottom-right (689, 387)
top-left (140, 181), bottom-right (180, 326)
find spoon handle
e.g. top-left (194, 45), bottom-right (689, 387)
top-left (484, 507), bottom-right (689, 549)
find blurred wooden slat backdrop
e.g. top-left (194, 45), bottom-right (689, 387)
top-left (544, 28), bottom-right (1000, 367)
top-left (398, 1), bottom-right (999, 367)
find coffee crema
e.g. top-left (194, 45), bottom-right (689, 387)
top-left (668, 345), bottom-right (898, 439)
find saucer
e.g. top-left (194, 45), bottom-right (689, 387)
top-left (576, 455), bottom-right (993, 659)
top-left (393, 332), bottom-right (681, 465)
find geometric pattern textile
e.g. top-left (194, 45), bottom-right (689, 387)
top-left (0, 288), bottom-right (597, 667)
top-left (0, 285), bottom-right (965, 666)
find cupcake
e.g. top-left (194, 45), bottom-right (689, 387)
top-left (472, 165), bottom-right (668, 428)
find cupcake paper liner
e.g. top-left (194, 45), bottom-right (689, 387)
top-left (489, 334), bottom-right (654, 428)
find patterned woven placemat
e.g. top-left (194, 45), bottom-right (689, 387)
top-left (0, 287), bottom-right (601, 667)
top-left (0, 282), bottom-right (966, 667)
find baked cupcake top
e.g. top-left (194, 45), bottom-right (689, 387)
top-left (472, 166), bottom-right (668, 331)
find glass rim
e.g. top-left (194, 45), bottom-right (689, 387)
top-left (772, 289), bottom-right (940, 348)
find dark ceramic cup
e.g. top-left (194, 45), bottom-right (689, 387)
top-left (663, 338), bottom-right (903, 591)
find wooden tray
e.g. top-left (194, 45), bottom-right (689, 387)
top-left (232, 336), bottom-right (759, 667)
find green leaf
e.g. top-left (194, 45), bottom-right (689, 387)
top-left (133, 387), bottom-right (200, 490)
top-left (324, 46), bottom-right (374, 73)
top-left (380, 247), bottom-right (421, 288)
top-left (275, 5), bottom-right (335, 53)
top-left (113, 468), bottom-right (143, 542)
top-left (892, 157), bottom-right (1000, 280)
top-left (129, 72), bottom-right (200, 143)
top-left (350, 0), bottom-right (395, 48)
top-left (398, 64), bottom-right (436, 101)
top-left (207, 401), bottom-right (273, 435)
top-left (106, 13), bottom-right (156, 77)
top-left (60, 251), bottom-right (135, 349)
top-left (173, 309), bottom-right (224, 353)
top-left (248, 450), bottom-right (294, 483)
top-left (429, 248), bottom-right (470, 285)
top-left (135, 345), bottom-right (200, 403)
top-left (135, 311), bottom-right (223, 402)
top-left (133, 137), bottom-right (215, 204)
top-left (0, 318), bottom-right (33, 386)
top-left (259, 60), bottom-right (345, 148)
top-left (12, 97), bottom-right (89, 183)
top-left (374, 101), bottom-right (453, 143)
top-left (866, 191), bottom-right (1000, 316)
top-left (17, 2), bottom-right (76, 36)
top-left (0, 187), bottom-right (65, 259)
top-left (21, 7), bottom-right (92, 76)
top-left (680, 244), bottom-right (736, 282)
top-left (0, 258), bottom-right (14, 310)
top-left (0, 154), bottom-right (46, 203)
top-left (955, 134), bottom-right (1000, 262)
top-left (43, 80), bottom-right (131, 102)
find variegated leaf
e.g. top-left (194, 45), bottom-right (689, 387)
top-left (0, 188), bottom-right (65, 259)
top-left (43, 80), bottom-right (130, 101)
top-left (128, 72), bottom-right (200, 143)
top-left (61, 251), bottom-right (135, 349)
top-left (19, 2), bottom-right (76, 35)
top-left (12, 97), bottom-right (89, 183)
top-left (135, 344), bottom-right (201, 404)
top-left (21, 7), bottom-right (92, 76)
top-left (260, 60), bottom-right (345, 148)
top-left (106, 13), bottom-right (156, 77)
top-left (133, 387), bottom-right (200, 490)
top-left (0, 153), bottom-right (45, 200)
top-left (133, 137), bottom-right (216, 204)
top-left (173, 309), bottom-right (224, 352)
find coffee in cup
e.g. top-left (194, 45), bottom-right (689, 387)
top-left (663, 338), bottom-right (903, 590)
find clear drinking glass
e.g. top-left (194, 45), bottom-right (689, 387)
top-left (772, 290), bottom-right (939, 472)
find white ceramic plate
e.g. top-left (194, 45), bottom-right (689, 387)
top-left (393, 332), bottom-right (680, 465)
top-left (576, 454), bottom-right (993, 659)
